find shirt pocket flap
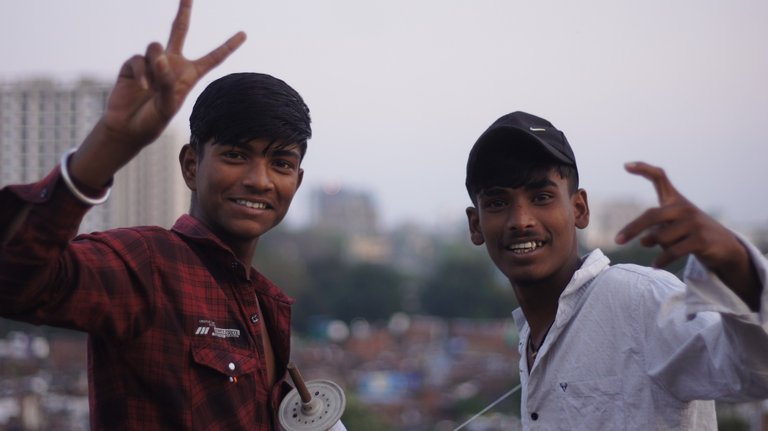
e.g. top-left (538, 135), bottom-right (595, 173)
top-left (561, 375), bottom-right (622, 397)
top-left (192, 343), bottom-right (260, 377)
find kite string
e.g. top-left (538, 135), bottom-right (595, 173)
top-left (451, 383), bottom-right (522, 431)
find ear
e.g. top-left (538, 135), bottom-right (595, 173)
top-left (466, 206), bottom-right (485, 245)
top-left (179, 144), bottom-right (198, 191)
top-left (296, 167), bottom-right (304, 190)
top-left (573, 188), bottom-right (590, 229)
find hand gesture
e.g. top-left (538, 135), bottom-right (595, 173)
top-left (69, 0), bottom-right (245, 189)
top-left (103, 0), bottom-right (246, 147)
top-left (615, 162), bottom-right (760, 308)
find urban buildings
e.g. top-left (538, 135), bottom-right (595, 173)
top-left (0, 78), bottom-right (188, 232)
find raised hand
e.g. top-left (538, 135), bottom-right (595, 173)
top-left (615, 161), bottom-right (760, 309)
top-left (68, 0), bottom-right (245, 190)
top-left (103, 0), bottom-right (246, 147)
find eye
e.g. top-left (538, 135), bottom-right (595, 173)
top-left (480, 198), bottom-right (508, 211)
top-left (272, 159), bottom-right (297, 172)
top-left (222, 150), bottom-right (246, 161)
top-left (532, 193), bottom-right (554, 204)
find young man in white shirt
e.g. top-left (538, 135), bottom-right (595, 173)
top-left (464, 111), bottom-right (768, 429)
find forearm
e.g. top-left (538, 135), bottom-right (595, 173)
top-left (0, 171), bottom-right (90, 311)
top-left (0, 178), bottom-right (154, 335)
top-left (67, 118), bottom-right (149, 190)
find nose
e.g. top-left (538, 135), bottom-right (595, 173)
top-left (506, 201), bottom-right (536, 231)
top-left (242, 159), bottom-right (274, 191)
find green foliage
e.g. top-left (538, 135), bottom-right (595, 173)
top-left (255, 223), bottom-right (520, 330)
top-left (605, 239), bottom-right (686, 278)
top-left (419, 251), bottom-right (517, 318)
top-left (716, 414), bottom-right (750, 431)
top-left (340, 394), bottom-right (394, 431)
top-left (285, 255), bottom-right (405, 332)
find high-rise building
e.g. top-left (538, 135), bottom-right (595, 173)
top-left (309, 185), bottom-right (391, 262)
top-left (310, 185), bottom-right (379, 236)
top-left (0, 78), bottom-right (189, 233)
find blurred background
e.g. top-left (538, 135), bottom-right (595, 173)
top-left (2, 0), bottom-right (768, 430)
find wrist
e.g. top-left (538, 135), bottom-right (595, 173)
top-left (60, 149), bottom-right (112, 206)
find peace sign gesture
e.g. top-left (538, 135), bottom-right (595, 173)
top-left (615, 162), bottom-right (760, 309)
top-left (69, 0), bottom-right (245, 190)
top-left (104, 0), bottom-right (246, 147)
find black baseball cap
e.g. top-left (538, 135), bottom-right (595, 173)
top-left (465, 111), bottom-right (578, 199)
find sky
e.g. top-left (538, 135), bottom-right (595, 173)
top-left (2, 0), bottom-right (767, 231)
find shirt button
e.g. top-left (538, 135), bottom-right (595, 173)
top-left (228, 362), bottom-right (236, 371)
top-left (250, 314), bottom-right (259, 323)
top-left (531, 412), bottom-right (539, 421)
top-left (40, 187), bottom-right (48, 198)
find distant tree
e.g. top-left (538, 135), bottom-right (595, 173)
top-left (291, 256), bottom-right (345, 332)
top-left (288, 257), bottom-right (405, 332)
top-left (340, 394), bottom-right (394, 431)
top-left (333, 263), bottom-right (404, 322)
top-left (605, 240), bottom-right (686, 278)
top-left (419, 250), bottom-right (517, 318)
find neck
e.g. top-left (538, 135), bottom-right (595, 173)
top-left (518, 294), bottom-right (558, 340)
top-left (188, 212), bottom-right (259, 267)
top-left (229, 241), bottom-right (258, 268)
top-left (513, 253), bottom-right (582, 336)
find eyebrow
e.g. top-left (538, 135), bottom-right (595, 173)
top-left (266, 147), bottom-right (301, 159)
top-left (218, 141), bottom-right (301, 159)
top-left (481, 178), bottom-right (558, 196)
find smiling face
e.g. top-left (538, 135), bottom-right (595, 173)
top-left (466, 168), bottom-right (589, 292)
top-left (180, 138), bottom-right (303, 261)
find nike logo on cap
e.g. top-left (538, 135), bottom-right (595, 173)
top-left (529, 127), bottom-right (546, 132)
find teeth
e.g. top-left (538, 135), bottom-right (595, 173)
top-left (236, 199), bottom-right (267, 209)
top-left (507, 241), bottom-right (543, 253)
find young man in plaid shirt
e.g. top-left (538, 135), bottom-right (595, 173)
top-left (0, 1), bottom-right (311, 429)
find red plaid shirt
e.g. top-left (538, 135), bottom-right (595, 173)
top-left (0, 167), bottom-right (294, 430)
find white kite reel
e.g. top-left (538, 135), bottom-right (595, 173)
top-left (278, 363), bottom-right (347, 431)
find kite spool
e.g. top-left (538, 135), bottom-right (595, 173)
top-left (278, 362), bottom-right (347, 431)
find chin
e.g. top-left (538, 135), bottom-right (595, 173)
top-left (224, 222), bottom-right (272, 240)
top-left (505, 268), bottom-right (550, 285)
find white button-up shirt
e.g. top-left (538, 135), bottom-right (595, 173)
top-left (514, 239), bottom-right (768, 430)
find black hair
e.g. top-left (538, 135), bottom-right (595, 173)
top-left (468, 143), bottom-right (579, 206)
top-left (189, 72), bottom-right (311, 159)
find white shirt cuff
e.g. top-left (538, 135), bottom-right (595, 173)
top-left (684, 232), bottom-right (767, 326)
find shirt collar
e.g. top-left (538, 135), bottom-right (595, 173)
top-left (512, 249), bottom-right (611, 332)
top-left (171, 214), bottom-right (234, 252)
top-left (171, 214), bottom-right (294, 304)
top-left (560, 249), bottom-right (610, 299)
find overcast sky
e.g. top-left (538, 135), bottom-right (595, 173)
top-left (2, 0), bottom-right (767, 231)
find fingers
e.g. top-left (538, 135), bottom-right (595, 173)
top-left (118, 55), bottom-right (150, 90)
top-left (616, 207), bottom-right (695, 267)
top-left (144, 42), bottom-right (181, 120)
top-left (615, 205), bottom-right (680, 245)
top-left (623, 161), bottom-right (680, 206)
top-left (145, 42), bottom-right (172, 86)
top-left (167, 0), bottom-right (192, 54)
top-left (193, 31), bottom-right (247, 76)
top-left (650, 235), bottom-right (697, 268)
